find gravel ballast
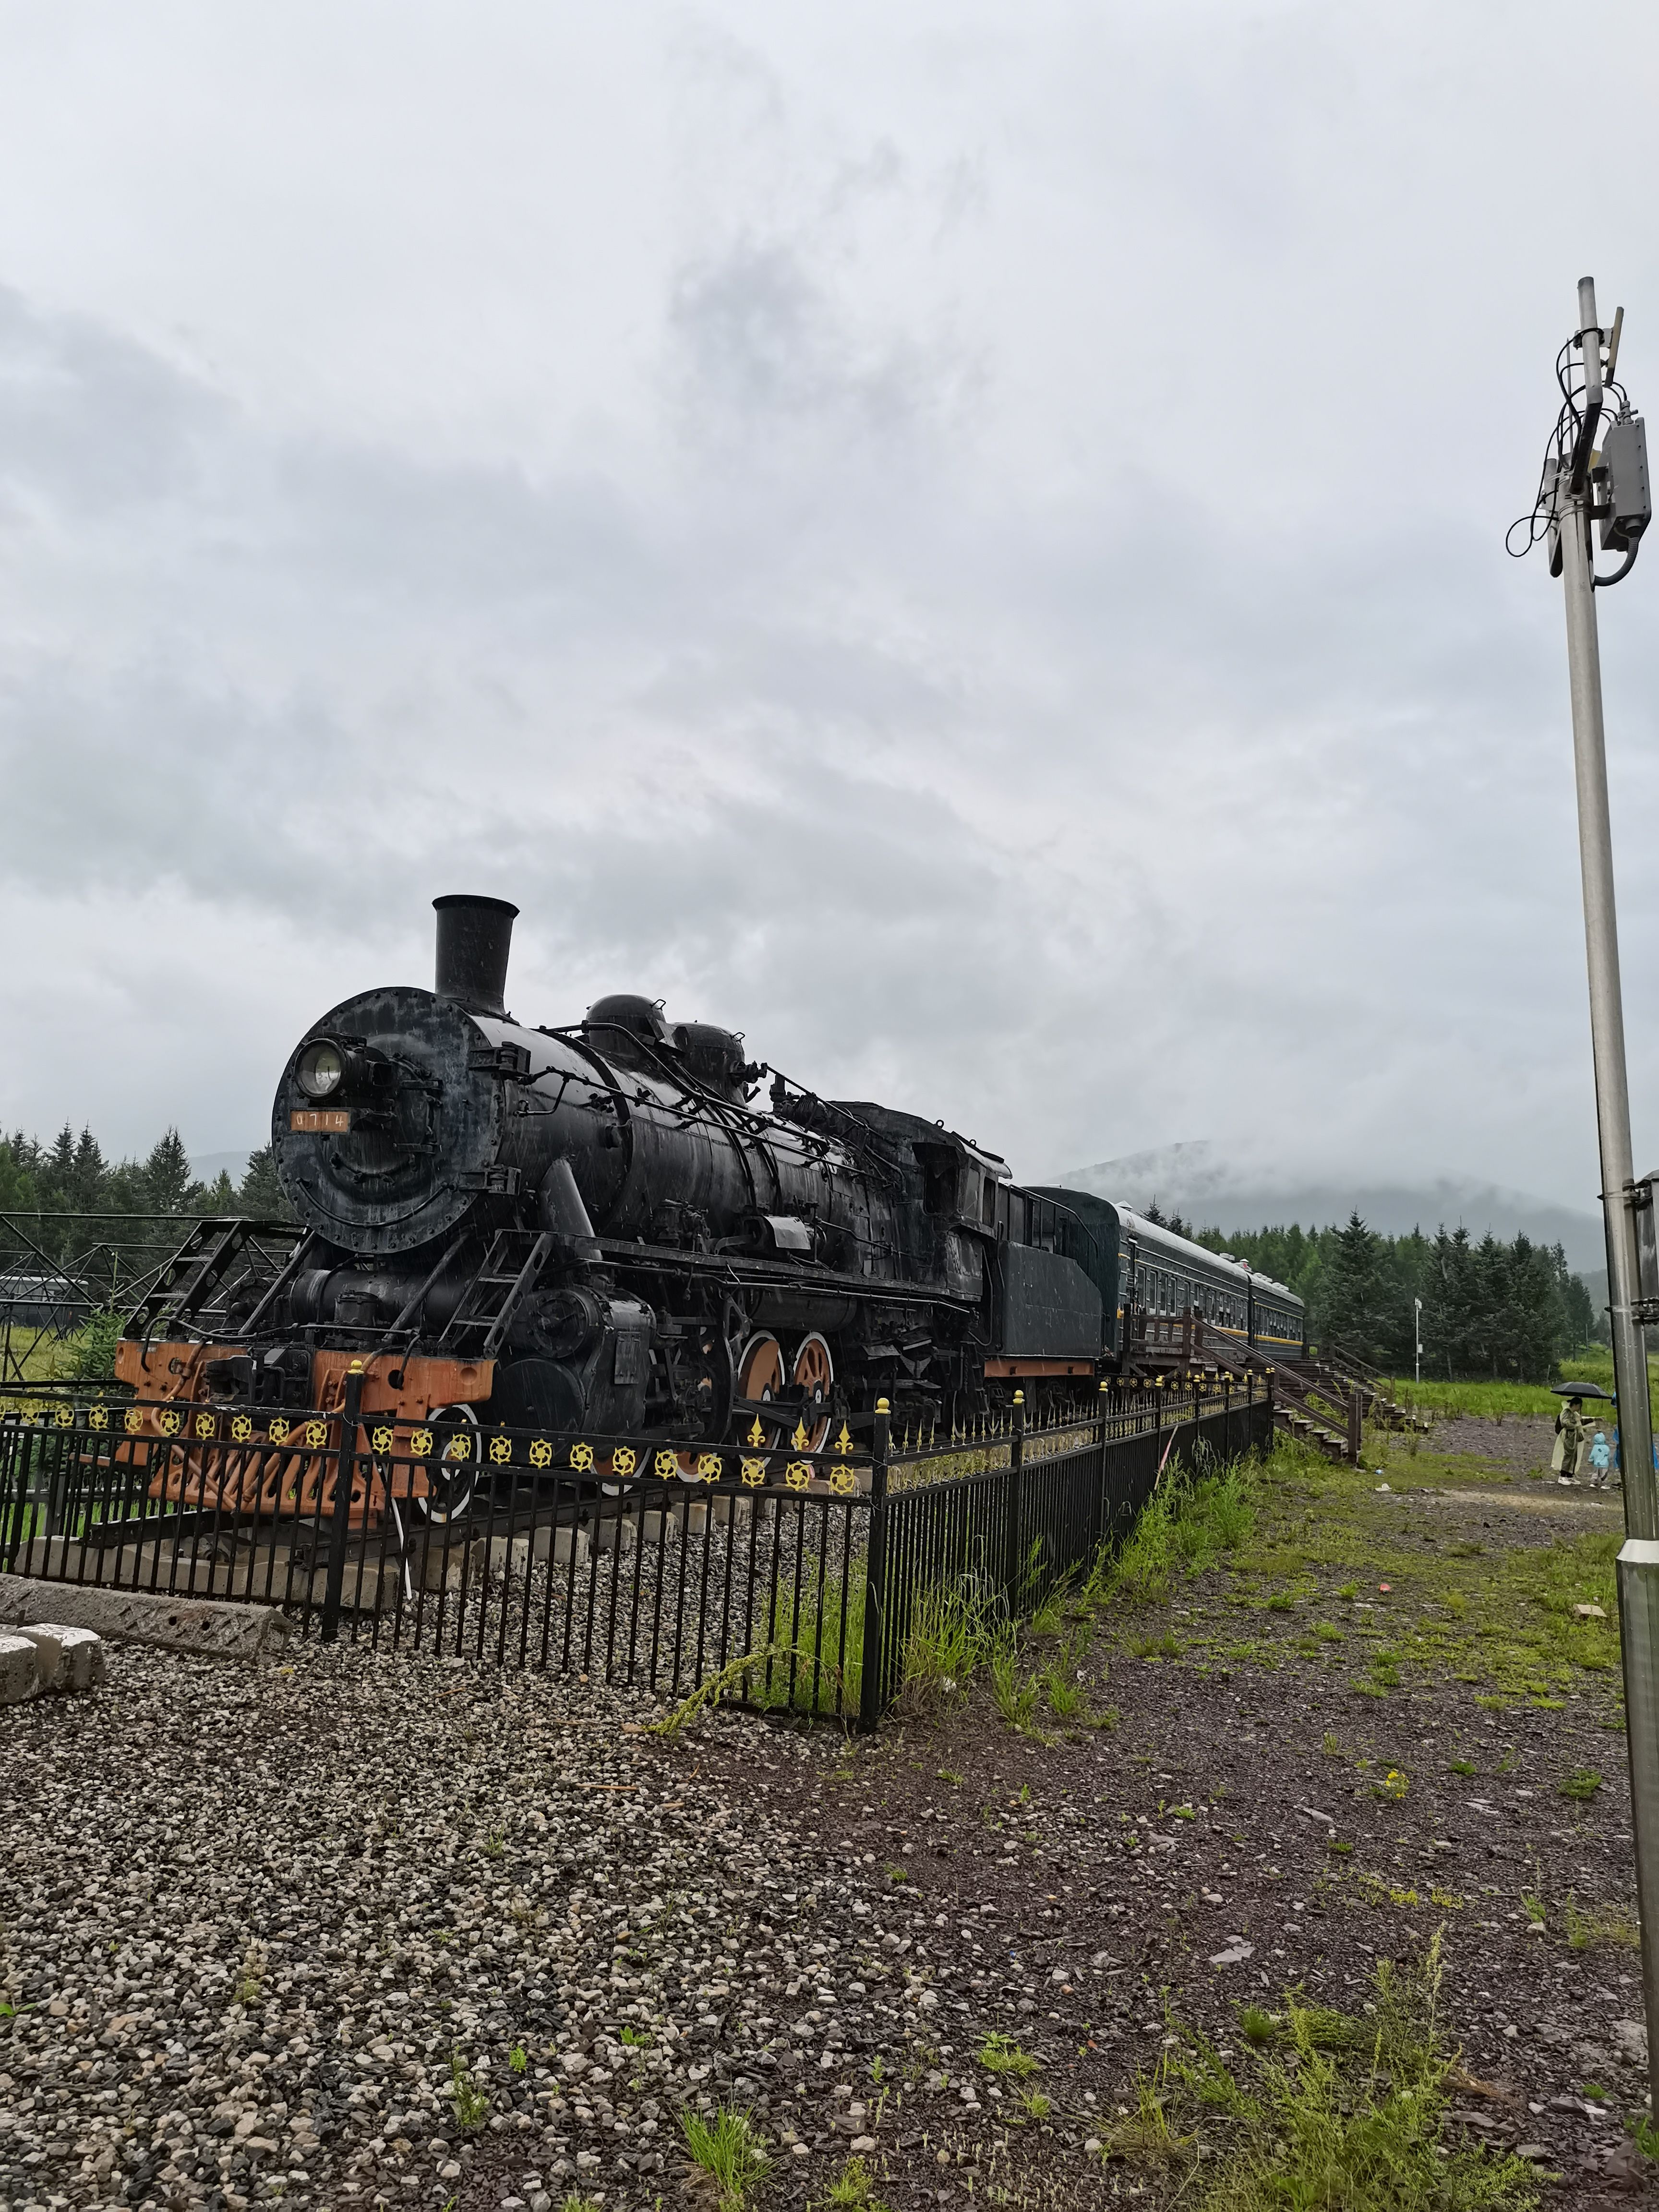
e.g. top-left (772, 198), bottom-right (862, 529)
top-left (0, 1643), bottom-right (1076, 2212)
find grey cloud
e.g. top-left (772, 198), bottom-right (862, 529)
top-left (2, 3), bottom-right (1659, 1204)
top-left (0, 286), bottom-right (222, 515)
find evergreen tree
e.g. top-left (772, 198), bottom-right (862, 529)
top-left (239, 1146), bottom-right (294, 1221)
top-left (141, 1130), bottom-right (198, 1216)
top-left (1315, 1213), bottom-right (1396, 1366)
top-left (1143, 1198), bottom-right (1194, 1236)
top-left (1194, 1212), bottom-right (1590, 1382)
top-left (201, 1169), bottom-right (239, 1214)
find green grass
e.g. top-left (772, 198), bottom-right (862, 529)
top-left (1042, 1650), bottom-right (1088, 1719)
top-left (825, 2156), bottom-right (890, 2210)
top-left (1108, 1936), bottom-right (1538, 2208)
top-left (681, 2104), bottom-right (769, 2211)
top-left (646, 1559), bottom-right (867, 1726)
top-left (899, 1580), bottom-right (989, 1708)
top-left (1380, 1354), bottom-right (1659, 1426)
top-left (1239, 2006), bottom-right (1276, 2049)
top-left (649, 1641), bottom-right (820, 1740)
top-left (1563, 1893), bottom-right (1642, 1951)
top-left (1378, 1377), bottom-right (1564, 1419)
top-left (763, 1557), bottom-right (865, 1718)
top-left (1202, 1432), bottom-right (1623, 1700)
top-left (1559, 1768), bottom-right (1603, 1801)
top-left (1089, 1458), bottom-right (1258, 1610)
top-left (988, 1634), bottom-right (1041, 1734)
top-left (977, 2032), bottom-right (1040, 2079)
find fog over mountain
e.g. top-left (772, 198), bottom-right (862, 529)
top-left (1056, 1140), bottom-right (1608, 1275)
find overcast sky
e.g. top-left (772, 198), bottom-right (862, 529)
top-left (3, 1), bottom-right (1659, 1208)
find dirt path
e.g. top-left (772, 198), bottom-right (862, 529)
top-left (685, 1413), bottom-right (1655, 2206)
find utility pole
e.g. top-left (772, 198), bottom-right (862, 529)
top-left (1520, 275), bottom-right (1657, 2118)
top-left (1413, 1297), bottom-right (1422, 1387)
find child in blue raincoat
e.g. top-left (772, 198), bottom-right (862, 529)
top-left (1588, 1429), bottom-right (1612, 1488)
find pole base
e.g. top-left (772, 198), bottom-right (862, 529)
top-left (1615, 1540), bottom-right (1659, 2122)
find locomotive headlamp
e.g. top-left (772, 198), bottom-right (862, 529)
top-left (296, 1040), bottom-right (346, 1100)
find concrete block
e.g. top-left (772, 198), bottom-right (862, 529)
top-left (0, 1576), bottom-right (294, 1660)
top-left (0, 1631), bottom-right (42, 1703)
top-left (588, 1513), bottom-right (637, 1556)
top-left (530, 1523), bottom-right (589, 1571)
top-left (479, 1533), bottom-right (541, 1577)
top-left (640, 1502), bottom-right (709, 1541)
top-left (15, 1623), bottom-right (106, 1694)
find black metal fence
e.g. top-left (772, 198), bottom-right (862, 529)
top-left (0, 1374), bottom-right (1274, 1726)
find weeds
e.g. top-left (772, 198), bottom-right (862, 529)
top-left (1088, 1457), bottom-right (1257, 1610)
top-left (988, 1635), bottom-right (1041, 1735)
top-left (825, 2156), bottom-right (888, 2209)
top-left (508, 2044), bottom-right (527, 2074)
top-left (649, 1641), bottom-right (818, 1741)
top-left (681, 2103), bottom-right (769, 2211)
top-left (900, 1582), bottom-right (988, 1708)
top-left (1108, 1936), bottom-right (1538, 2207)
top-left (233, 1941), bottom-right (265, 2008)
top-left (449, 2049), bottom-right (489, 2131)
top-left (1563, 1893), bottom-right (1642, 1951)
top-left (977, 2032), bottom-right (1040, 2078)
top-left (1559, 1768), bottom-right (1603, 1801)
top-left (1043, 1655), bottom-right (1087, 1719)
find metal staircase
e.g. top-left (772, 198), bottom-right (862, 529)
top-left (1126, 1310), bottom-right (1428, 1465)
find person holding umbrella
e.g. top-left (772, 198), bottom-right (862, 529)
top-left (1551, 1382), bottom-right (1612, 1486)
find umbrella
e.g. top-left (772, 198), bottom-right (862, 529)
top-left (1552, 1381), bottom-right (1613, 1399)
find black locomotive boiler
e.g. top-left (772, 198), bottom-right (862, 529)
top-left (120, 894), bottom-right (1300, 1441)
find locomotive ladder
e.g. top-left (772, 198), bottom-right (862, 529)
top-left (129, 1217), bottom-right (307, 1343)
top-left (436, 1230), bottom-right (556, 1361)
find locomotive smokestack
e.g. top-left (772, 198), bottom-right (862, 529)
top-left (433, 894), bottom-right (518, 1018)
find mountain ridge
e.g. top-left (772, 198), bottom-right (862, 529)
top-left (1049, 1141), bottom-right (1606, 1274)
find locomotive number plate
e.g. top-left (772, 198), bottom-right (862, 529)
top-left (290, 1108), bottom-right (351, 1133)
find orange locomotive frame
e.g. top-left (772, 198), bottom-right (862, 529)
top-left (112, 1342), bottom-right (495, 1534)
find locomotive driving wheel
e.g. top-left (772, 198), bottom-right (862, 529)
top-left (414, 1404), bottom-right (479, 1525)
top-left (791, 1333), bottom-right (834, 1451)
top-left (734, 1333), bottom-right (788, 1447)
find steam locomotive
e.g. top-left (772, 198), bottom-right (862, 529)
top-left (118, 896), bottom-right (1302, 1440)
